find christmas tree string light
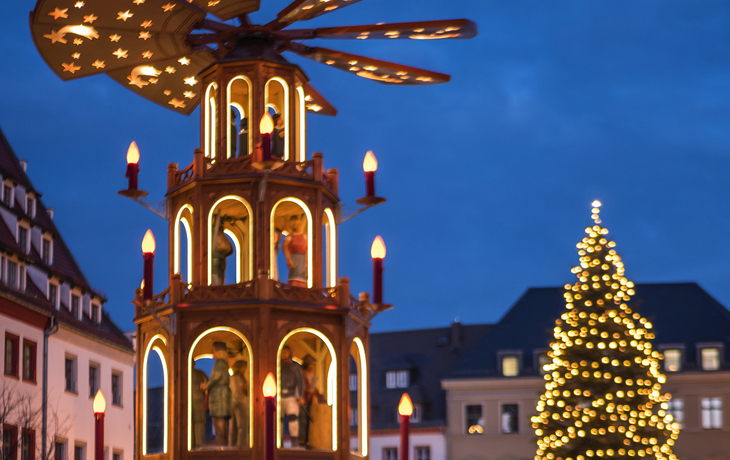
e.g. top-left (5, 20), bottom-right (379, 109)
top-left (533, 201), bottom-right (680, 460)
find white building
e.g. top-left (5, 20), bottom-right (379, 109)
top-left (0, 127), bottom-right (134, 460)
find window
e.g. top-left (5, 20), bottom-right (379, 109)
top-left (49, 284), bottom-right (58, 308)
top-left (89, 364), bottom-right (99, 398)
top-left (74, 444), bottom-right (85, 460)
top-left (350, 408), bottom-right (358, 427)
top-left (7, 261), bottom-right (18, 289)
top-left (465, 404), bottom-right (483, 435)
top-left (71, 295), bottom-right (80, 318)
top-left (65, 356), bottom-right (77, 393)
top-left (19, 266), bottom-right (25, 292)
top-left (91, 304), bottom-right (100, 324)
top-left (42, 239), bottom-right (51, 265)
top-left (22, 340), bottom-right (36, 382)
top-left (386, 370), bottom-right (409, 389)
top-left (3, 425), bottom-right (18, 460)
top-left (5, 333), bottom-right (19, 377)
top-left (701, 348), bottom-right (721, 371)
top-left (701, 397), bottom-right (722, 429)
top-left (3, 185), bottom-right (12, 206)
top-left (26, 197), bottom-right (34, 218)
top-left (666, 398), bottom-right (683, 429)
top-left (18, 227), bottom-right (27, 253)
top-left (112, 451), bottom-right (122, 460)
top-left (349, 374), bottom-right (357, 391)
top-left (664, 349), bottom-right (681, 372)
top-left (411, 404), bottom-right (422, 423)
top-left (112, 372), bottom-right (122, 406)
top-left (501, 404), bottom-right (519, 434)
top-left (538, 353), bottom-right (551, 375)
top-left (501, 355), bottom-right (519, 377)
top-left (383, 448), bottom-right (397, 460)
top-left (21, 430), bottom-right (34, 460)
top-left (54, 441), bottom-right (66, 460)
top-left (416, 447), bottom-right (430, 460)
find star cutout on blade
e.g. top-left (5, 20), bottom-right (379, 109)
top-left (117, 10), bottom-right (133, 21)
top-left (139, 31), bottom-right (151, 40)
top-left (92, 60), bottom-right (105, 69)
top-left (74, 2), bottom-right (84, 8)
top-left (161, 3), bottom-right (175, 12)
top-left (168, 98), bottom-right (186, 109)
top-left (178, 57), bottom-right (190, 65)
top-left (141, 20), bottom-right (153, 28)
top-left (73, 38), bottom-right (83, 45)
top-left (113, 48), bottom-right (129, 59)
top-left (142, 51), bottom-right (153, 59)
top-left (163, 90), bottom-right (171, 95)
top-left (208, 0), bottom-right (220, 6)
top-left (48, 8), bottom-right (69, 20)
top-left (128, 75), bottom-right (149, 88)
top-left (44, 29), bottom-right (67, 44)
top-left (109, 34), bottom-right (121, 42)
top-left (62, 62), bottom-right (80, 74)
top-left (133, 0), bottom-right (146, 4)
top-left (83, 14), bottom-right (98, 23)
top-left (183, 91), bottom-right (196, 99)
top-left (183, 76), bottom-right (197, 86)
top-left (72, 52), bottom-right (81, 59)
top-left (165, 66), bottom-right (176, 74)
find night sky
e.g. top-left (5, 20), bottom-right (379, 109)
top-left (1, 0), bottom-right (729, 334)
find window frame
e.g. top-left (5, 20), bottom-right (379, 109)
top-left (697, 343), bottom-right (723, 371)
top-left (3, 183), bottom-right (14, 207)
top-left (464, 403), bottom-right (484, 435)
top-left (54, 439), bottom-right (67, 460)
top-left (659, 345), bottom-right (684, 373)
top-left (415, 446), bottom-right (430, 460)
top-left (500, 403), bottom-right (519, 434)
top-left (48, 282), bottom-right (59, 309)
top-left (666, 398), bottom-right (683, 429)
top-left (382, 447), bottom-right (397, 460)
top-left (3, 424), bottom-right (19, 460)
top-left (74, 443), bottom-right (86, 460)
top-left (64, 355), bottom-right (77, 394)
top-left (42, 237), bottom-right (53, 266)
top-left (70, 294), bottom-right (80, 319)
top-left (22, 339), bottom-right (37, 383)
top-left (111, 370), bottom-right (123, 407)
top-left (6, 260), bottom-right (18, 290)
top-left (701, 397), bottom-right (722, 429)
top-left (89, 363), bottom-right (99, 398)
top-left (5, 332), bottom-right (20, 377)
top-left (20, 429), bottom-right (35, 460)
top-left (26, 196), bottom-right (35, 219)
top-left (17, 225), bottom-right (29, 254)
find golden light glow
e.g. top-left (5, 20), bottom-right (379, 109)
top-left (363, 150), bottom-right (378, 172)
top-left (226, 76), bottom-right (253, 159)
top-left (260, 112), bottom-right (274, 134)
top-left (327, 361), bottom-right (336, 407)
top-left (371, 236), bottom-right (386, 259)
top-left (93, 389), bottom-right (106, 414)
top-left (353, 338), bottom-right (369, 456)
top-left (174, 205), bottom-right (193, 282)
top-left (204, 83), bottom-right (217, 158)
top-left (296, 86), bottom-right (306, 162)
top-left (223, 229), bottom-right (242, 283)
top-left (398, 393), bottom-right (413, 416)
top-left (207, 197), bottom-right (253, 286)
top-left (265, 78), bottom-right (290, 160)
top-left (142, 229), bottom-right (155, 254)
top-left (64, 25), bottom-right (99, 39)
top-left (143, 336), bottom-right (168, 454)
top-left (323, 208), bottom-right (337, 287)
top-left (270, 198), bottom-right (313, 288)
top-left (127, 141), bottom-right (140, 164)
top-left (263, 373), bottom-right (277, 397)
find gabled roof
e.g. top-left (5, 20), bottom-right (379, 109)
top-left (368, 323), bottom-right (493, 431)
top-left (448, 282), bottom-right (730, 379)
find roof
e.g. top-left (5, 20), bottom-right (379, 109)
top-left (448, 282), bottom-right (730, 379)
top-left (368, 322), bottom-right (493, 431)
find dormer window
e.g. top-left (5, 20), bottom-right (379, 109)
top-left (701, 347), bottom-right (721, 371)
top-left (49, 283), bottom-right (58, 309)
top-left (71, 294), bottom-right (80, 319)
top-left (26, 196), bottom-right (35, 218)
top-left (3, 184), bottom-right (12, 207)
top-left (18, 226), bottom-right (28, 253)
top-left (663, 349), bottom-right (682, 372)
top-left (6, 260), bottom-right (18, 289)
top-left (91, 303), bottom-right (100, 324)
top-left (42, 238), bottom-right (52, 265)
top-left (498, 351), bottom-right (522, 377)
top-left (386, 370), bottom-right (409, 389)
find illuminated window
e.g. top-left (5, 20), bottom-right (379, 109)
top-left (416, 446), bottom-right (430, 460)
top-left (465, 405), bottom-right (483, 435)
top-left (227, 76), bottom-right (252, 159)
top-left (383, 448), bottom-right (397, 460)
top-left (89, 363), bottom-right (99, 398)
top-left (664, 349), bottom-right (681, 372)
top-left (5, 333), bottom-right (19, 377)
top-left (22, 340), bottom-right (36, 382)
top-left (538, 353), bottom-right (551, 375)
top-left (701, 348), bottom-right (720, 371)
top-left (65, 355), bottom-right (77, 393)
top-left (112, 371), bottom-right (122, 406)
top-left (701, 397), bottom-right (722, 429)
top-left (386, 370), bottom-right (409, 388)
top-left (501, 355), bottom-right (519, 377)
top-left (265, 78), bottom-right (289, 160)
top-left (666, 398), bottom-right (683, 429)
top-left (501, 404), bottom-right (519, 434)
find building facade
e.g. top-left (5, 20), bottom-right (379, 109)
top-left (442, 283), bottom-right (730, 460)
top-left (0, 128), bottom-right (135, 460)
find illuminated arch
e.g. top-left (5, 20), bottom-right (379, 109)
top-left (277, 328), bottom-right (337, 450)
top-left (187, 327), bottom-right (254, 450)
top-left (207, 196), bottom-right (253, 285)
top-left (323, 208), bottom-right (337, 287)
top-left (174, 204), bottom-right (193, 283)
top-left (295, 86), bottom-right (306, 162)
top-left (223, 229), bottom-right (241, 283)
top-left (204, 82), bottom-right (219, 159)
top-left (270, 198), bottom-right (313, 288)
top-left (143, 334), bottom-right (168, 455)
top-left (352, 337), bottom-right (368, 456)
top-left (227, 76), bottom-right (253, 159)
top-left (265, 77), bottom-right (289, 160)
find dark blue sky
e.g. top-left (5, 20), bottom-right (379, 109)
top-left (1, 0), bottom-right (729, 333)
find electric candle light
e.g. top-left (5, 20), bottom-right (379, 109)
top-left (93, 390), bottom-right (106, 460)
top-left (263, 373), bottom-right (277, 460)
top-left (363, 150), bottom-right (378, 197)
top-left (142, 230), bottom-right (155, 300)
top-left (126, 141), bottom-right (140, 191)
top-left (398, 393), bottom-right (413, 460)
top-left (260, 113), bottom-right (274, 162)
top-left (371, 236), bottom-right (386, 304)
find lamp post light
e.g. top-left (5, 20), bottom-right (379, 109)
top-left (142, 230), bottom-right (155, 300)
top-left (398, 393), bottom-right (413, 460)
top-left (371, 236), bottom-right (386, 305)
top-left (263, 373), bottom-right (277, 460)
top-left (93, 390), bottom-right (106, 460)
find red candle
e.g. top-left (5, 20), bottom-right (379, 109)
top-left (93, 390), bottom-right (106, 460)
top-left (363, 151), bottom-right (378, 197)
top-left (398, 393), bottom-right (412, 460)
top-left (371, 236), bottom-right (386, 304)
top-left (263, 373), bottom-right (277, 460)
top-left (142, 230), bottom-right (155, 300)
top-left (260, 114), bottom-right (274, 162)
top-left (126, 141), bottom-right (140, 191)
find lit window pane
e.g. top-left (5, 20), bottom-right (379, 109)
top-left (701, 348), bottom-right (720, 371)
top-left (664, 349), bottom-right (681, 372)
top-left (502, 356), bottom-right (519, 377)
top-left (701, 397), bottom-right (722, 429)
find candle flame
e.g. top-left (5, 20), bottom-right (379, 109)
top-left (371, 235), bottom-right (386, 259)
top-left (142, 229), bottom-right (156, 254)
top-left (363, 150), bottom-right (378, 172)
top-left (263, 372), bottom-right (277, 397)
top-left (127, 141), bottom-right (140, 164)
top-left (398, 393), bottom-right (413, 416)
top-left (140, 279), bottom-right (145, 289)
top-left (592, 200), bottom-right (602, 208)
top-left (93, 389), bottom-right (106, 414)
top-left (260, 113), bottom-right (274, 135)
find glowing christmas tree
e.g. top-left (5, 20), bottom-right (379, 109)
top-left (533, 201), bottom-right (680, 460)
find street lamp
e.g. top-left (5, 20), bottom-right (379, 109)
top-left (398, 393), bottom-right (413, 460)
top-left (93, 390), bottom-right (106, 460)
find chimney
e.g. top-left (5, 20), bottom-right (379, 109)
top-left (451, 318), bottom-right (462, 349)
top-left (19, 160), bottom-right (27, 172)
top-left (47, 208), bottom-right (54, 220)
